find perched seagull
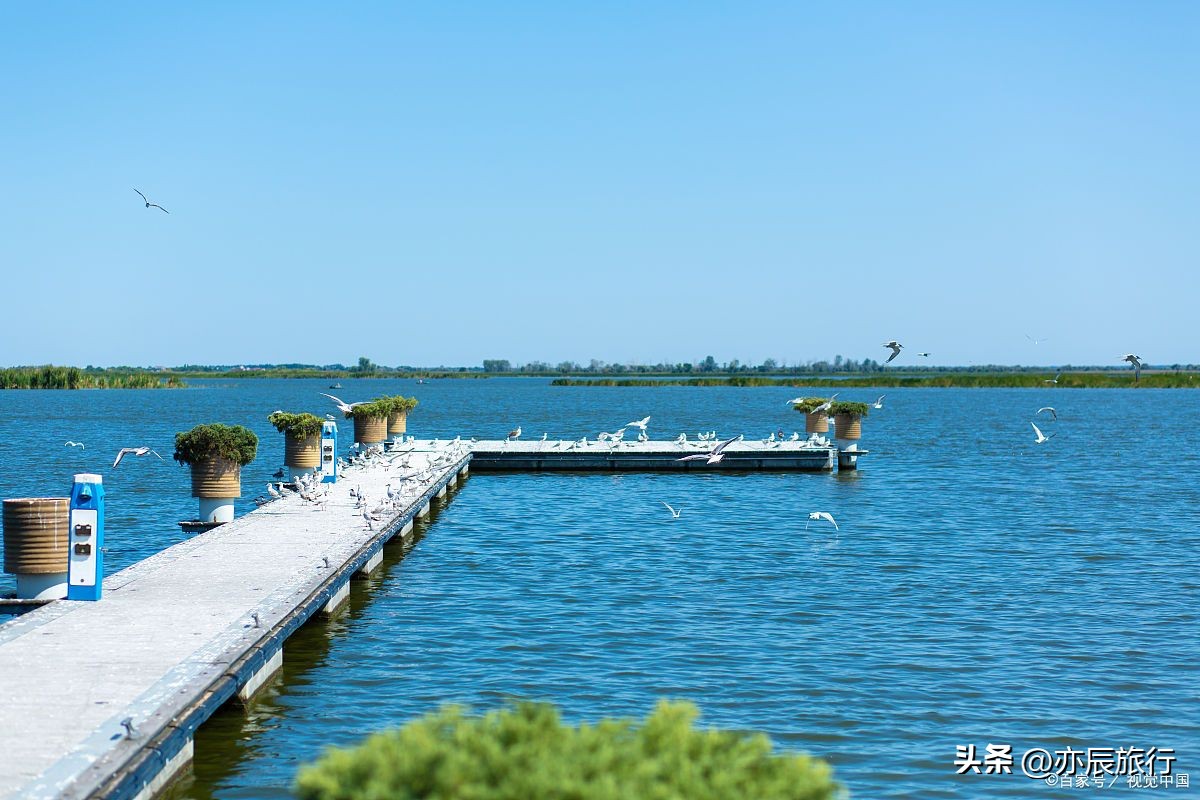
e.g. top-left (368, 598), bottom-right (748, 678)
top-left (272, 467), bottom-right (285, 478)
top-left (872, 395), bottom-right (886, 410)
top-left (1121, 354), bottom-right (1145, 382)
top-left (1036, 407), bottom-right (1057, 422)
top-left (675, 433), bottom-right (687, 444)
top-left (882, 340), bottom-right (904, 363)
top-left (1031, 421), bottom-right (1055, 444)
top-left (507, 426), bottom-right (522, 440)
top-left (266, 482), bottom-right (282, 500)
top-left (319, 393), bottom-right (367, 414)
top-left (1043, 373), bottom-right (1062, 385)
top-left (626, 416), bottom-right (651, 431)
top-left (65, 441), bottom-right (85, 449)
top-left (677, 435), bottom-right (740, 465)
top-left (806, 512), bottom-right (839, 532)
top-left (133, 188), bottom-right (168, 213)
top-left (661, 502), bottom-right (682, 519)
top-left (112, 447), bottom-right (164, 468)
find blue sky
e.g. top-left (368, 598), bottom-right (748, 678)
top-left (1, 2), bottom-right (1195, 368)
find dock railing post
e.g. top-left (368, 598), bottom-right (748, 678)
top-left (67, 473), bottom-right (105, 601)
top-left (320, 420), bottom-right (338, 483)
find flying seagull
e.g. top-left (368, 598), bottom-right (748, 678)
top-left (1025, 334), bottom-right (1048, 345)
top-left (806, 512), bottom-right (839, 531)
top-left (1036, 406), bottom-right (1057, 422)
top-left (813, 393), bottom-right (839, 415)
top-left (1031, 421), bottom-right (1055, 445)
top-left (1043, 372), bottom-right (1061, 385)
top-left (677, 434), bottom-right (740, 465)
top-left (112, 447), bottom-right (164, 468)
top-left (319, 393), bottom-right (367, 414)
top-left (626, 416), bottom-right (651, 431)
top-left (65, 441), bottom-right (85, 449)
top-left (872, 395), bottom-right (886, 410)
top-left (917, 352), bottom-right (931, 358)
top-left (661, 501), bottom-right (682, 519)
top-left (133, 188), bottom-right (168, 213)
top-left (882, 340), bottom-right (903, 363)
top-left (1121, 354), bottom-right (1145, 382)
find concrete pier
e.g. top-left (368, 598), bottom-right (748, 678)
top-left (468, 439), bottom-right (851, 472)
top-left (0, 441), bottom-right (469, 800)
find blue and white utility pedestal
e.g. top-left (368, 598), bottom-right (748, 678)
top-left (320, 420), bottom-right (338, 483)
top-left (67, 473), bottom-right (105, 601)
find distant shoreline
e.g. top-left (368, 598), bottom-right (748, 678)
top-left (550, 374), bottom-right (1198, 389)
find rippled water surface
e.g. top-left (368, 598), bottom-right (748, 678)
top-left (2, 378), bottom-right (1198, 797)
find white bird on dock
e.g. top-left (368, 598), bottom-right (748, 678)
top-left (883, 340), bottom-right (904, 363)
top-left (65, 440), bottom-right (85, 449)
top-left (675, 433), bottom-right (687, 444)
top-left (320, 393), bottom-right (367, 414)
top-left (626, 416), bottom-right (650, 432)
top-left (266, 483), bottom-right (282, 500)
top-left (637, 430), bottom-right (648, 442)
top-left (661, 502), bottom-right (682, 519)
top-left (677, 435), bottom-right (740, 465)
top-left (507, 426), bottom-right (522, 440)
top-left (789, 431), bottom-right (800, 441)
top-left (872, 395), bottom-right (886, 410)
top-left (806, 512), bottom-right (839, 531)
top-left (1031, 421), bottom-right (1055, 444)
top-left (112, 447), bottom-right (163, 468)
top-left (1036, 406), bottom-right (1057, 422)
top-left (764, 432), bottom-right (776, 444)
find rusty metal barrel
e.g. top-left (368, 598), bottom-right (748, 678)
top-left (353, 415), bottom-right (387, 444)
top-left (3, 497), bottom-right (70, 599)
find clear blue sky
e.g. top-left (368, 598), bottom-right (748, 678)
top-left (1, 2), bottom-right (1195, 368)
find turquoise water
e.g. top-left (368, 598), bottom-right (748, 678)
top-left (2, 379), bottom-right (1197, 797)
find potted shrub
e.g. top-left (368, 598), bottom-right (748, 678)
top-left (828, 400), bottom-right (869, 440)
top-left (268, 411), bottom-right (324, 475)
top-left (383, 395), bottom-right (419, 436)
top-left (345, 400), bottom-right (389, 445)
top-left (792, 397), bottom-right (831, 434)
top-left (173, 423), bottom-right (258, 522)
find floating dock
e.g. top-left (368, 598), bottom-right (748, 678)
top-left (0, 441), bottom-right (470, 800)
top-left (469, 438), bottom-right (856, 472)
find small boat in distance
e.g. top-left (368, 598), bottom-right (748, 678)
top-left (329, 382), bottom-right (342, 389)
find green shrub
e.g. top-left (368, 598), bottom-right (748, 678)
top-left (343, 399), bottom-right (389, 420)
top-left (379, 395), bottom-right (419, 415)
top-left (294, 700), bottom-right (841, 800)
top-left (791, 397), bottom-right (830, 413)
top-left (268, 411), bottom-right (325, 440)
top-left (173, 423), bottom-right (258, 466)
top-left (827, 401), bottom-right (869, 417)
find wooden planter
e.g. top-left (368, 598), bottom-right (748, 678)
top-left (3, 497), bottom-right (69, 575)
top-left (805, 411), bottom-right (829, 434)
top-left (190, 457), bottom-right (242, 498)
top-left (387, 411), bottom-right (408, 436)
top-left (353, 415), bottom-right (387, 444)
top-left (283, 433), bottom-right (321, 469)
top-left (834, 413), bottom-right (862, 439)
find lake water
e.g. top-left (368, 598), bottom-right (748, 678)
top-left (1, 378), bottom-right (1197, 798)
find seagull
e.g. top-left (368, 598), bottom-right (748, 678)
top-left (319, 393), bottom-right (367, 414)
top-left (1121, 354), bottom-right (1145, 382)
top-left (266, 483), bottom-right (282, 500)
top-left (1031, 421), bottom-right (1055, 444)
top-left (626, 416), bottom-right (651, 431)
top-left (541, 433), bottom-right (548, 442)
top-left (917, 352), bottom-right (931, 358)
top-left (1043, 373), bottom-right (1061, 385)
top-left (882, 340), bottom-right (903, 363)
top-left (1026, 334), bottom-right (1048, 345)
top-left (507, 426), bottom-right (522, 440)
top-left (65, 441), bottom-right (85, 449)
top-left (112, 447), bottom-right (164, 468)
top-left (133, 188), bottom-right (168, 213)
top-left (806, 512), bottom-right (839, 532)
top-left (785, 396), bottom-right (807, 406)
top-left (661, 502), bottom-right (682, 519)
top-left (1036, 407), bottom-right (1057, 422)
top-left (813, 393), bottom-right (839, 415)
top-left (677, 435), bottom-right (740, 465)
top-left (872, 395), bottom-right (886, 410)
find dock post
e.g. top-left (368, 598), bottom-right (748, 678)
top-left (2, 497), bottom-right (70, 600)
top-left (67, 474), bottom-right (105, 601)
top-left (237, 648), bottom-right (283, 703)
top-left (320, 420), bottom-right (338, 483)
top-left (833, 412), bottom-right (864, 471)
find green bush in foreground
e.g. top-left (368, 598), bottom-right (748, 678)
top-left (294, 700), bottom-right (841, 800)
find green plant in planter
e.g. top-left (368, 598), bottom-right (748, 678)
top-left (828, 400), bottom-right (870, 417)
top-left (792, 397), bottom-right (831, 413)
top-left (294, 700), bottom-right (840, 800)
top-left (380, 395), bottom-right (419, 414)
top-left (343, 399), bottom-right (390, 420)
top-left (267, 411), bottom-right (325, 440)
top-left (173, 424), bottom-right (258, 466)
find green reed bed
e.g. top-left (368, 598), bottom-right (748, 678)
top-left (0, 366), bottom-right (183, 389)
top-left (551, 372), bottom-right (1200, 389)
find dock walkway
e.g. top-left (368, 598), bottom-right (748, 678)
top-left (0, 441), bottom-right (470, 800)
top-left (468, 438), bottom-right (847, 471)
